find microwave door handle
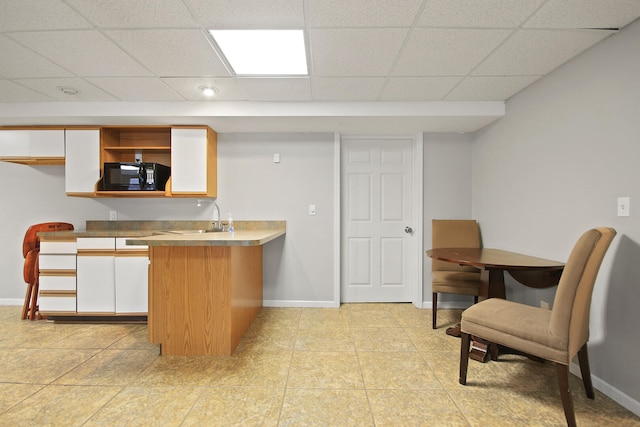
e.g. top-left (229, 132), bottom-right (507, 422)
top-left (138, 165), bottom-right (147, 189)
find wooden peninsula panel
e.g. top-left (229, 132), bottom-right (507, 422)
top-left (148, 245), bottom-right (263, 356)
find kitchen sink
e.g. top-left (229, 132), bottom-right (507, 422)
top-left (163, 229), bottom-right (223, 235)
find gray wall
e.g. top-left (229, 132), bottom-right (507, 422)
top-left (472, 19), bottom-right (640, 410)
top-left (217, 133), bottom-right (335, 305)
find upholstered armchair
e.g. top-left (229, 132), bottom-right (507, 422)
top-left (431, 219), bottom-right (482, 329)
top-left (459, 227), bottom-right (616, 427)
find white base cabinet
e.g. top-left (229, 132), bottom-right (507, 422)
top-left (115, 256), bottom-right (149, 313)
top-left (75, 237), bottom-right (148, 315)
top-left (77, 255), bottom-right (116, 313)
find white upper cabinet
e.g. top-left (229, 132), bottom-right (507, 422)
top-left (65, 129), bottom-right (100, 194)
top-left (170, 127), bottom-right (217, 197)
top-left (0, 129), bottom-right (65, 164)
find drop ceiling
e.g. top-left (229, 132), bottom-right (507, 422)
top-left (0, 0), bottom-right (639, 133)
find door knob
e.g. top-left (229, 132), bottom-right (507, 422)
top-left (404, 226), bottom-right (413, 234)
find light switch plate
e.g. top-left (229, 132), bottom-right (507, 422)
top-left (309, 204), bottom-right (316, 215)
top-left (617, 197), bottom-right (630, 217)
top-left (273, 153), bottom-right (280, 163)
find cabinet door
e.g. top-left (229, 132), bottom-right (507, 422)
top-left (171, 128), bottom-right (208, 193)
top-left (0, 131), bottom-right (29, 157)
top-left (65, 129), bottom-right (100, 194)
top-left (115, 256), bottom-right (148, 314)
top-left (29, 130), bottom-right (65, 157)
top-left (0, 130), bottom-right (65, 158)
top-left (77, 255), bottom-right (115, 313)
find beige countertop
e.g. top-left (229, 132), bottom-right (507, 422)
top-left (128, 228), bottom-right (285, 247)
top-left (38, 220), bottom-right (286, 247)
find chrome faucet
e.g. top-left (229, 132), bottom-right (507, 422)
top-left (197, 199), bottom-right (223, 231)
top-left (212, 200), bottom-right (222, 231)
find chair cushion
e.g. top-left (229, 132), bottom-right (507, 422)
top-left (432, 271), bottom-right (481, 295)
top-left (461, 298), bottom-right (569, 364)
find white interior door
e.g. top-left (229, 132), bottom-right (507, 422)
top-left (341, 137), bottom-right (414, 302)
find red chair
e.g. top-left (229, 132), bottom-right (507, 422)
top-left (21, 222), bottom-right (74, 320)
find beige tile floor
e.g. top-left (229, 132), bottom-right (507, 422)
top-left (0, 304), bottom-right (638, 426)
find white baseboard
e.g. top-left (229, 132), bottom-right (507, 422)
top-left (0, 299), bottom-right (22, 306)
top-left (263, 300), bottom-right (339, 308)
top-left (570, 362), bottom-right (640, 417)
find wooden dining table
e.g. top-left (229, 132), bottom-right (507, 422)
top-left (426, 247), bottom-right (565, 361)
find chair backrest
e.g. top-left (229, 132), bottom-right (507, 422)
top-left (22, 222), bottom-right (74, 257)
top-left (23, 248), bottom-right (40, 284)
top-left (549, 227), bottom-right (616, 360)
top-left (432, 219), bottom-right (481, 272)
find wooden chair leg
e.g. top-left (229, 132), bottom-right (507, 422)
top-left (577, 344), bottom-right (595, 399)
top-left (29, 278), bottom-right (39, 320)
top-left (556, 363), bottom-right (577, 427)
top-left (21, 283), bottom-right (33, 320)
top-left (459, 332), bottom-right (471, 385)
top-left (432, 292), bottom-right (438, 329)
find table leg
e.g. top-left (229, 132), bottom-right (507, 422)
top-left (468, 269), bottom-right (506, 362)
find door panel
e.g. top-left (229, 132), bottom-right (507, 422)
top-left (341, 138), bottom-right (413, 302)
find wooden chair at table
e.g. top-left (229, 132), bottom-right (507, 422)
top-left (431, 219), bottom-right (483, 329)
top-left (21, 222), bottom-right (74, 320)
top-left (459, 227), bottom-right (616, 427)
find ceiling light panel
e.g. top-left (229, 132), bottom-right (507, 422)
top-left (210, 29), bottom-right (308, 76)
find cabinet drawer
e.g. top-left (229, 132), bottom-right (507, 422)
top-left (77, 238), bottom-right (115, 251)
top-left (39, 296), bottom-right (76, 312)
top-left (115, 238), bottom-right (148, 251)
top-left (40, 241), bottom-right (77, 254)
top-left (39, 254), bottom-right (76, 270)
top-left (39, 275), bottom-right (76, 292)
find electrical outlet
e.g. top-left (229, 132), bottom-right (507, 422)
top-left (540, 300), bottom-right (550, 310)
top-left (109, 211), bottom-right (117, 221)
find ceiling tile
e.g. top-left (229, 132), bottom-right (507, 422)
top-left (162, 77), bottom-right (249, 101)
top-left (380, 77), bottom-right (462, 101)
top-left (65, 0), bottom-right (199, 28)
top-left (15, 78), bottom-right (118, 101)
top-left (236, 78), bottom-right (312, 101)
top-left (306, 0), bottom-right (423, 27)
top-left (310, 28), bottom-right (408, 76)
top-left (0, 80), bottom-right (54, 102)
top-left (184, 0), bottom-right (304, 29)
top-left (419, 0), bottom-right (546, 28)
top-left (106, 29), bottom-right (230, 77)
top-left (86, 78), bottom-right (186, 101)
top-left (0, 0), bottom-right (91, 31)
top-left (311, 77), bottom-right (386, 101)
top-left (473, 29), bottom-right (614, 76)
top-left (0, 35), bottom-right (73, 79)
top-left (8, 31), bottom-right (152, 77)
top-left (525, 0), bottom-right (640, 29)
top-left (393, 29), bottom-right (511, 76)
top-left (445, 76), bottom-right (542, 101)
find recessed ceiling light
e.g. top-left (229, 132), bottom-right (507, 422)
top-left (209, 29), bottom-right (308, 76)
top-left (57, 86), bottom-right (78, 96)
top-left (198, 86), bottom-right (218, 97)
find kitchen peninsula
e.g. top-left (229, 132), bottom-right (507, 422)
top-left (128, 221), bottom-right (285, 356)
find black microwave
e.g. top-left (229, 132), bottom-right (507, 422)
top-left (102, 162), bottom-right (171, 191)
